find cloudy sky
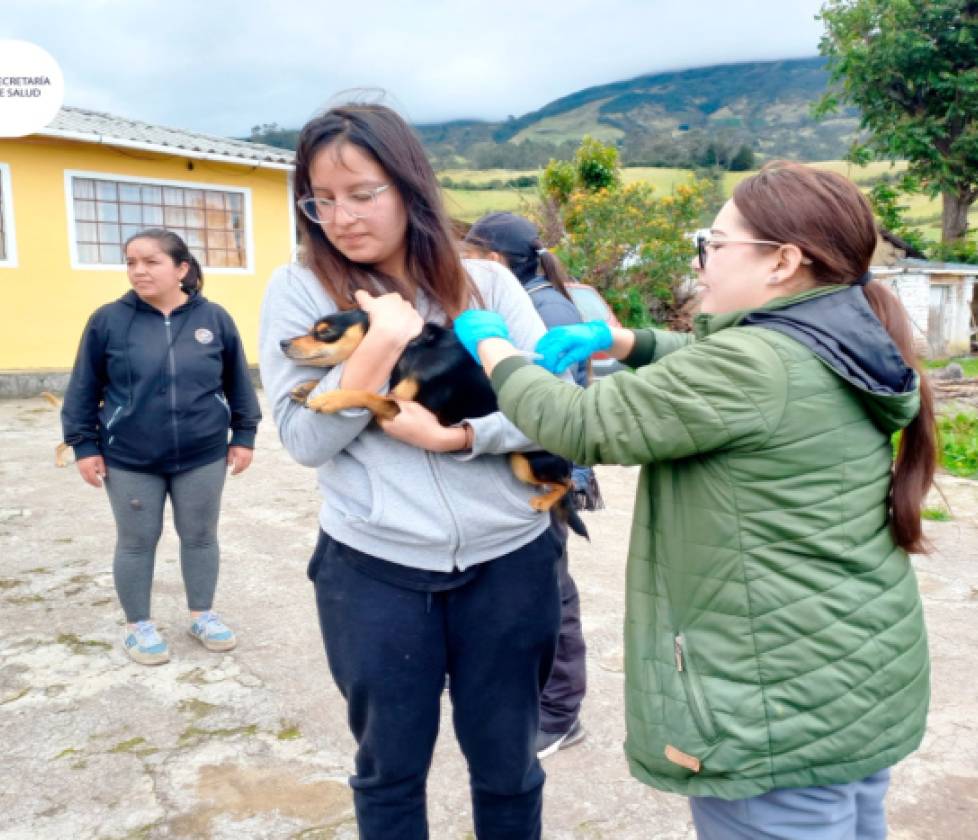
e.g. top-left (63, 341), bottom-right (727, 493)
top-left (2, 0), bottom-right (828, 137)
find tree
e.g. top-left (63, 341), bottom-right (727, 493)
top-left (534, 137), bottom-right (709, 327)
top-left (540, 160), bottom-right (577, 205)
top-left (541, 136), bottom-right (621, 204)
top-left (817, 0), bottom-right (978, 243)
top-left (728, 144), bottom-right (756, 172)
top-left (867, 178), bottom-right (927, 255)
top-left (555, 181), bottom-right (709, 327)
top-left (573, 136), bottom-right (620, 192)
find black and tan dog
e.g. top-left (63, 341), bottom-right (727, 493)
top-left (280, 309), bottom-right (588, 538)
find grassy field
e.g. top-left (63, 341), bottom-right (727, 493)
top-left (441, 188), bottom-right (533, 220)
top-left (438, 160), bottom-right (978, 236)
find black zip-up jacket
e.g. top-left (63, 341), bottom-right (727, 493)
top-left (61, 290), bottom-right (261, 474)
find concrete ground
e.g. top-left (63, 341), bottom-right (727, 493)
top-left (1, 392), bottom-right (976, 840)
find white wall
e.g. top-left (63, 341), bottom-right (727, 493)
top-left (877, 271), bottom-right (976, 357)
top-left (879, 272), bottom-right (929, 354)
top-left (944, 277), bottom-right (975, 355)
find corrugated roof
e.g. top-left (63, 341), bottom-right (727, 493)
top-left (38, 106), bottom-right (295, 169)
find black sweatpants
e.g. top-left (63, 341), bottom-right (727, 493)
top-left (307, 528), bottom-right (562, 840)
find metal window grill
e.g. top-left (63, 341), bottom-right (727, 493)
top-left (71, 177), bottom-right (246, 268)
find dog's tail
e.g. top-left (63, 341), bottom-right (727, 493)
top-left (558, 495), bottom-right (590, 540)
top-left (40, 391), bottom-right (62, 408)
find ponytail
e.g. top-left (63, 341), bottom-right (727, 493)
top-left (535, 244), bottom-right (574, 303)
top-left (863, 282), bottom-right (937, 553)
top-left (181, 253), bottom-right (204, 293)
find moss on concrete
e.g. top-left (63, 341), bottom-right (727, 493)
top-left (178, 723), bottom-right (258, 746)
top-left (177, 698), bottom-right (220, 720)
top-left (277, 721), bottom-right (302, 740)
top-left (57, 633), bottom-right (111, 654)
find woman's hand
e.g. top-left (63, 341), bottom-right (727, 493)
top-left (453, 310), bottom-right (511, 362)
top-left (354, 289), bottom-right (423, 349)
top-left (77, 455), bottom-right (107, 488)
top-left (379, 400), bottom-right (466, 452)
top-left (535, 321), bottom-right (613, 374)
top-left (227, 446), bottom-right (253, 475)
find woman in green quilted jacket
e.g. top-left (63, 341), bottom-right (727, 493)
top-left (453, 162), bottom-right (937, 839)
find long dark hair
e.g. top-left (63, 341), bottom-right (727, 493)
top-left (294, 103), bottom-right (473, 317)
top-left (465, 212), bottom-right (574, 301)
top-left (123, 228), bottom-right (204, 293)
top-left (733, 162), bottom-right (936, 553)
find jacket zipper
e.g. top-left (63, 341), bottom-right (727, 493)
top-left (426, 451), bottom-right (462, 565)
top-left (164, 317), bottom-right (181, 469)
top-left (674, 633), bottom-right (719, 744)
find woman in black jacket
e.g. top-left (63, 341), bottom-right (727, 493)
top-left (61, 229), bottom-right (261, 665)
top-left (462, 212), bottom-right (601, 759)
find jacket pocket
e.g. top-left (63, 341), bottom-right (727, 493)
top-left (214, 392), bottom-right (231, 420)
top-left (99, 403), bottom-right (127, 448)
top-left (105, 405), bottom-right (123, 431)
top-left (675, 633), bottom-right (720, 745)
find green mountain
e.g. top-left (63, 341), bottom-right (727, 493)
top-left (246, 57), bottom-right (859, 168)
top-left (415, 57), bottom-right (859, 168)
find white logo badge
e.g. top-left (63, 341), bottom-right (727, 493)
top-left (195, 328), bottom-right (214, 345)
top-left (0, 41), bottom-right (65, 138)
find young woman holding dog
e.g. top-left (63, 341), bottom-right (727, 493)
top-left (61, 229), bottom-right (261, 665)
top-left (258, 104), bottom-right (563, 840)
top-left (453, 163), bottom-right (935, 839)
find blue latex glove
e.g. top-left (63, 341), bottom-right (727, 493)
top-left (453, 309), bottom-right (511, 362)
top-left (535, 321), bottom-right (613, 374)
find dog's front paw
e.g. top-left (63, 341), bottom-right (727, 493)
top-left (530, 494), bottom-right (551, 512)
top-left (304, 391), bottom-right (346, 414)
top-left (290, 380), bottom-right (319, 404)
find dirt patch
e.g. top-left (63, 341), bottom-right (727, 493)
top-left (890, 775), bottom-right (978, 840)
top-left (168, 764), bottom-right (352, 838)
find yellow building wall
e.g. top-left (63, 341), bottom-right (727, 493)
top-left (0, 136), bottom-right (294, 369)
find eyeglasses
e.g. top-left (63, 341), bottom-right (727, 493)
top-left (690, 228), bottom-right (790, 270)
top-left (296, 184), bottom-right (391, 225)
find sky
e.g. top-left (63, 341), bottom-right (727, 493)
top-left (1, 0), bottom-right (828, 138)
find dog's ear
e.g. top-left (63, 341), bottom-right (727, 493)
top-left (312, 319), bottom-right (348, 344)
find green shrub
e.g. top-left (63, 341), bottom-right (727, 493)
top-left (891, 409), bottom-right (978, 478)
top-left (938, 411), bottom-right (978, 478)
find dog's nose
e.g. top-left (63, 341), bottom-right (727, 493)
top-left (279, 339), bottom-right (291, 351)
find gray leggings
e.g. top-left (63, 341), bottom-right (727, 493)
top-left (103, 458), bottom-right (227, 623)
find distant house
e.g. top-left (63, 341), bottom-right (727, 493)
top-left (0, 106), bottom-right (296, 374)
top-left (872, 230), bottom-right (977, 358)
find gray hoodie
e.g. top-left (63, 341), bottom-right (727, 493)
top-left (258, 258), bottom-right (555, 570)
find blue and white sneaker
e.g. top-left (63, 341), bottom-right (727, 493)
top-left (188, 611), bottom-right (237, 652)
top-left (123, 620), bottom-right (170, 665)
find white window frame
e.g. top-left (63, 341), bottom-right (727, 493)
top-left (63, 169), bottom-right (255, 274)
top-left (0, 163), bottom-right (18, 268)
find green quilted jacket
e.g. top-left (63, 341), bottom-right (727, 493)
top-left (491, 285), bottom-right (929, 799)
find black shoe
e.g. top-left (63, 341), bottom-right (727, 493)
top-left (535, 719), bottom-right (585, 759)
